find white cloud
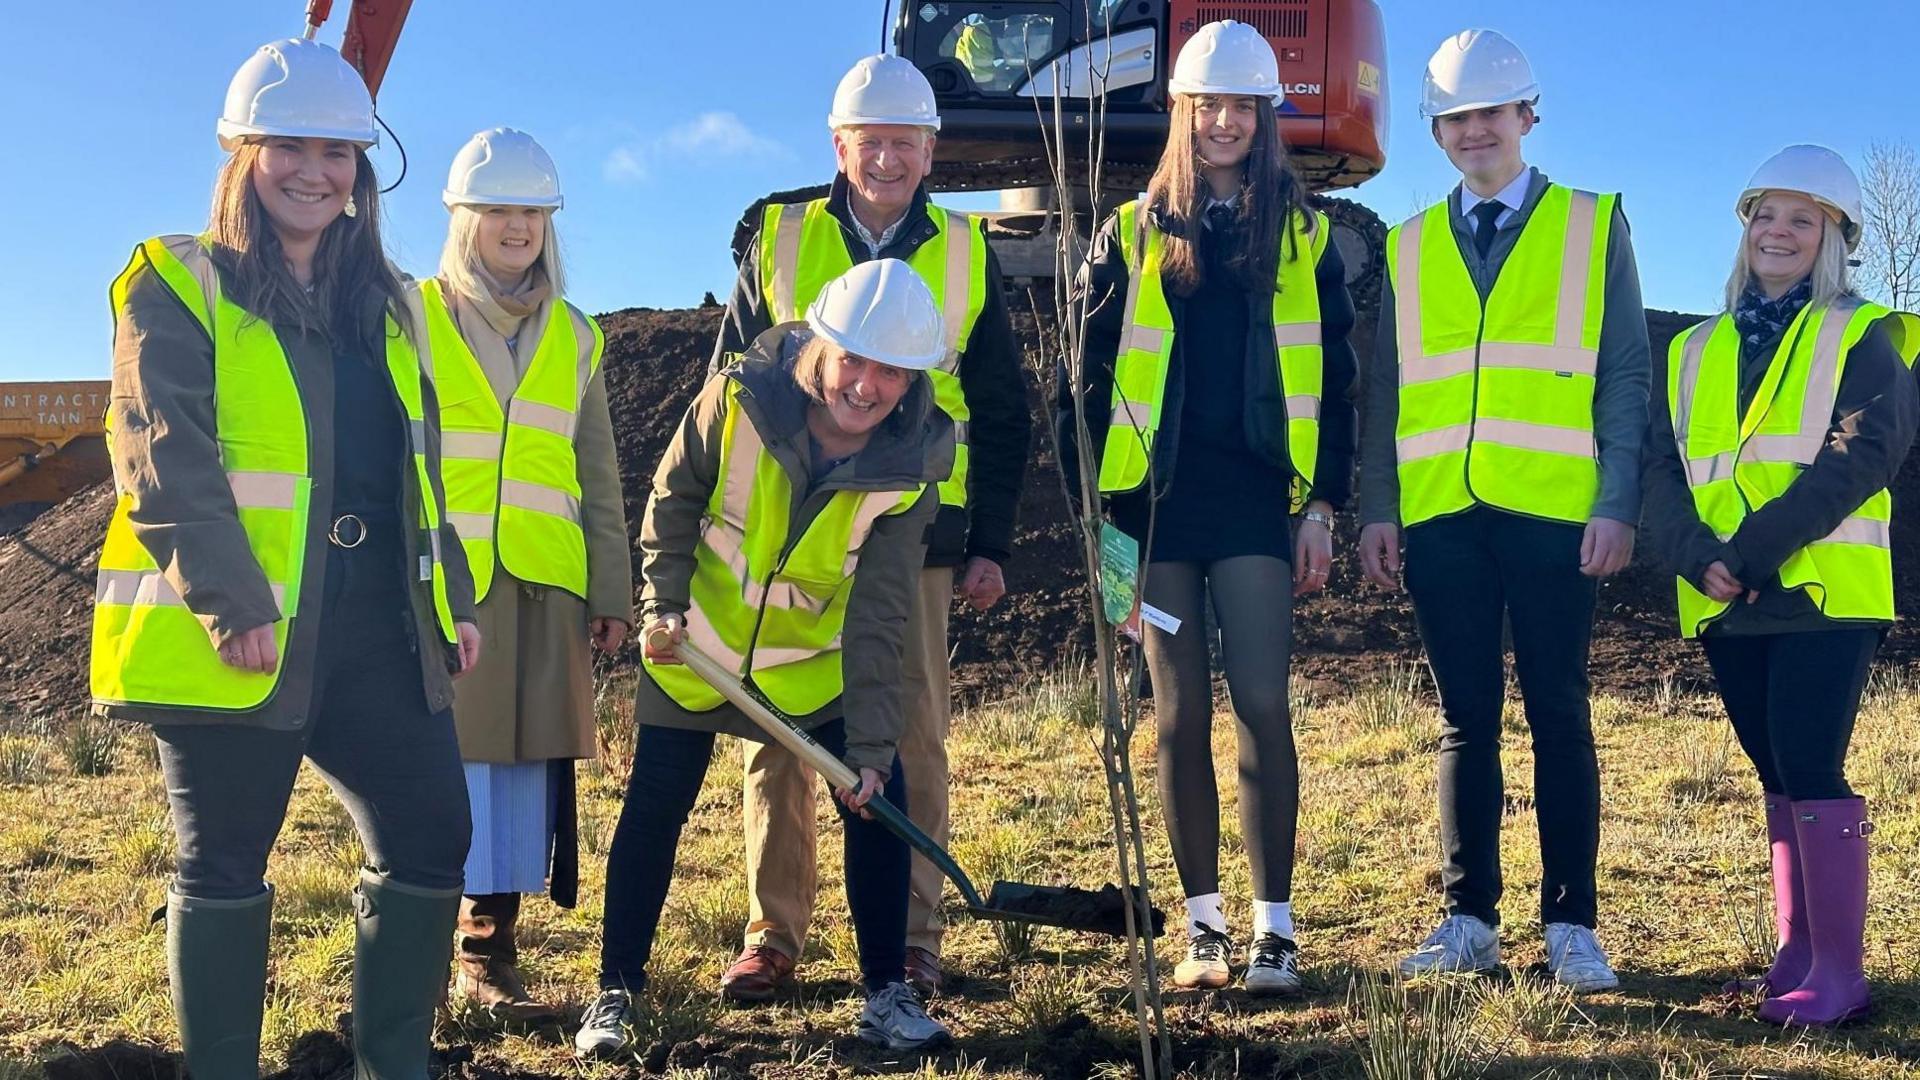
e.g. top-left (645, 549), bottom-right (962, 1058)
top-left (602, 145), bottom-right (650, 183)
top-left (601, 111), bottom-right (789, 185)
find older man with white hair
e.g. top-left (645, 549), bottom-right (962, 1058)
top-left (708, 53), bottom-right (1030, 1001)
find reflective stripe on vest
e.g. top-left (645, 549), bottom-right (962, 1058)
top-left (759, 197), bottom-right (986, 508)
top-left (1386, 185), bottom-right (1614, 526)
top-left (1099, 198), bottom-right (1328, 507)
top-left (1668, 300), bottom-right (1920, 637)
top-left (91, 236), bottom-right (457, 712)
top-left (417, 277), bottom-right (603, 602)
top-left (644, 380), bottom-right (922, 715)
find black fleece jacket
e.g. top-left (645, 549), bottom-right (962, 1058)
top-left (710, 176), bottom-right (1030, 569)
top-left (1058, 200), bottom-right (1358, 559)
top-left (1642, 307), bottom-right (1919, 634)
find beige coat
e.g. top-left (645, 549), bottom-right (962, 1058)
top-left (426, 276), bottom-right (633, 764)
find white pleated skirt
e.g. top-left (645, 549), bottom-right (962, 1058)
top-left (462, 760), bottom-right (554, 895)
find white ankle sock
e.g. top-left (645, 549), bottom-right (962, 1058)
top-left (1253, 900), bottom-right (1294, 940)
top-left (1184, 893), bottom-right (1226, 938)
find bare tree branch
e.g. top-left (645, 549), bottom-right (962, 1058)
top-left (1860, 140), bottom-right (1920, 309)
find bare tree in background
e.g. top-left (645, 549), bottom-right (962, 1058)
top-left (1859, 140), bottom-right (1920, 309)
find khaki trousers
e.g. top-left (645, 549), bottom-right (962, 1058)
top-left (742, 565), bottom-right (953, 959)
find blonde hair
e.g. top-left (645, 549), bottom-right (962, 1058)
top-left (1722, 206), bottom-right (1853, 312)
top-left (789, 335), bottom-right (921, 409)
top-left (791, 336), bottom-right (838, 403)
top-left (438, 204), bottom-right (567, 301)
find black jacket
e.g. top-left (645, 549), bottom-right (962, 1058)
top-left (710, 175), bottom-right (1030, 568)
top-left (1059, 200), bottom-right (1358, 534)
top-left (1642, 305), bottom-right (1918, 634)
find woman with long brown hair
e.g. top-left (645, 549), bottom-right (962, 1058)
top-left (91, 38), bottom-right (479, 1079)
top-left (1061, 20), bottom-right (1357, 994)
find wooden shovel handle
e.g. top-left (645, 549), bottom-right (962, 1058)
top-left (645, 623), bottom-right (862, 791)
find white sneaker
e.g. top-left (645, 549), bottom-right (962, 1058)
top-left (1173, 925), bottom-right (1233, 989)
top-left (1244, 933), bottom-right (1301, 995)
top-left (1544, 923), bottom-right (1619, 992)
top-left (1398, 914), bottom-right (1500, 977)
top-left (857, 981), bottom-right (951, 1052)
top-left (573, 988), bottom-right (636, 1058)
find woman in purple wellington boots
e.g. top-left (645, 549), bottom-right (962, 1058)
top-left (1642, 144), bottom-right (1920, 1026)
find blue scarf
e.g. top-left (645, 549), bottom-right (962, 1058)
top-left (1733, 277), bottom-right (1813, 355)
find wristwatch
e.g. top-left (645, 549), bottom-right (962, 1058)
top-left (1302, 509), bottom-right (1334, 527)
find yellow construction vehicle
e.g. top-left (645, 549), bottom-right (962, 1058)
top-left (0, 381), bottom-right (111, 534)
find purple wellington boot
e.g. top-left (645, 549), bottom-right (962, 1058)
top-left (1725, 796), bottom-right (1809, 995)
top-left (1758, 798), bottom-right (1871, 1026)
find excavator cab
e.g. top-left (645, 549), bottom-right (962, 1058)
top-left (896, 0), bottom-right (1388, 195)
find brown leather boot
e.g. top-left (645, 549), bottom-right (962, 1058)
top-left (719, 944), bottom-right (795, 1003)
top-left (455, 893), bottom-right (559, 1024)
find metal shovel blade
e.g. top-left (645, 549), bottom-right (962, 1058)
top-left (975, 881), bottom-right (1166, 938)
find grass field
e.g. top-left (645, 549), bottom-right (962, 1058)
top-left (3, 661), bottom-right (1919, 1079)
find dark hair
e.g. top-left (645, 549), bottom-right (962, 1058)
top-left (1144, 93), bottom-right (1315, 297)
top-left (206, 140), bottom-right (413, 351)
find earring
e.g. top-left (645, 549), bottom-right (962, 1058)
top-left (343, 195), bottom-right (358, 219)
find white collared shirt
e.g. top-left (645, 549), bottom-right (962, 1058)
top-left (1458, 166), bottom-right (1535, 229)
top-left (851, 211), bottom-right (907, 257)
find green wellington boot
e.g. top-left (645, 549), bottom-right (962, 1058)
top-left (168, 884), bottom-right (274, 1080)
top-left (350, 870), bottom-right (462, 1080)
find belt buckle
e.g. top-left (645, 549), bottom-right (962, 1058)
top-left (329, 513), bottom-right (368, 549)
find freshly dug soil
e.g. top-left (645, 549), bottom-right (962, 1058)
top-left (0, 481), bottom-right (110, 717)
top-left (7, 254), bottom-right (1920, 717)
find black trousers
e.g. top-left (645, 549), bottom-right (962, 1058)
top-left (1700, 628), bottom-right (1880, 800)
top-left (1404, 507), bottom-right (1600, 928)
top-left (154, 541), bottom-right (471, 899)
top-left (598, 719), bottom-right (909, 993)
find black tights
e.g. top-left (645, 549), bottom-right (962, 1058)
top-left (1700, 628), bottom-right (1880, 800)
top-left (1142, 556), bottom-right (1298, 902)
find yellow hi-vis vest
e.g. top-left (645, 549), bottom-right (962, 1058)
top-left (1386, 185), bottom-right (1615, 527)
top-left (1668, 299), bottom-right (1920, 638)
top-left (645, 380), bottom-right (923, 715)
top-left (758, 197), bottom-right (987, 509)
top-left (1100, 198), bottom-right (1330, 508)
top-left (416, 277), bottom-right (604, 603)
top-left (92, 235), bottom-right (458, 712)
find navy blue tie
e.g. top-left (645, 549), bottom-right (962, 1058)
top-left (1472, 200), bottom-right (1504, 259)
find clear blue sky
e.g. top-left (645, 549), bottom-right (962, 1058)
top-left (5, 1), bottom-right (1916, 379)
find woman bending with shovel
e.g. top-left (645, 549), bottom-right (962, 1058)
top-left (576, 259), bottom-right (954, 1056)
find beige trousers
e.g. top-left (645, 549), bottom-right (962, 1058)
top-left (742, 565), bottom-right (954, 959)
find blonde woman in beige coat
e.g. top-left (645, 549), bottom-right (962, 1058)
top-left (414, 128), bottom-right (633, 1022)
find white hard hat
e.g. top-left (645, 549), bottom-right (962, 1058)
top-left (217, 38), bottom-right (377, 152)
top-left (1168, 20), bottom-right (1283, 102)
top-left (1738, 144), bottom-right (1865, 251)
top-left (444, 127), bottom-right (564, 210)
top-left (828, 54), bottom-right (941, 131)
top-left (805, 259), bottom-right (945, 371)
top-left (1420, 29), bottom-right (1539, 119)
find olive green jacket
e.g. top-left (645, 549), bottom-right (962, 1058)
top-left (95, 242), bottom-right (476, 729)
top-left (633, 324), bottom-right (951, 777)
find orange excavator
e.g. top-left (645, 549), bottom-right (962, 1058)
top-left (889, 0), bottom-right (1391, 284)
top-left (896, 0), bottom-right (1388, 194)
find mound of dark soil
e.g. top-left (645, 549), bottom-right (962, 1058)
top-left (0, 481), bottom-right (109, 716)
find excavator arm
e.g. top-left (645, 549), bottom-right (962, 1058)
top-left (302, 0), bottom-right (414, 99)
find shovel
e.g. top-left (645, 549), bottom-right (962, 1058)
top-left (648, 626), bottom-right (1163, 938)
